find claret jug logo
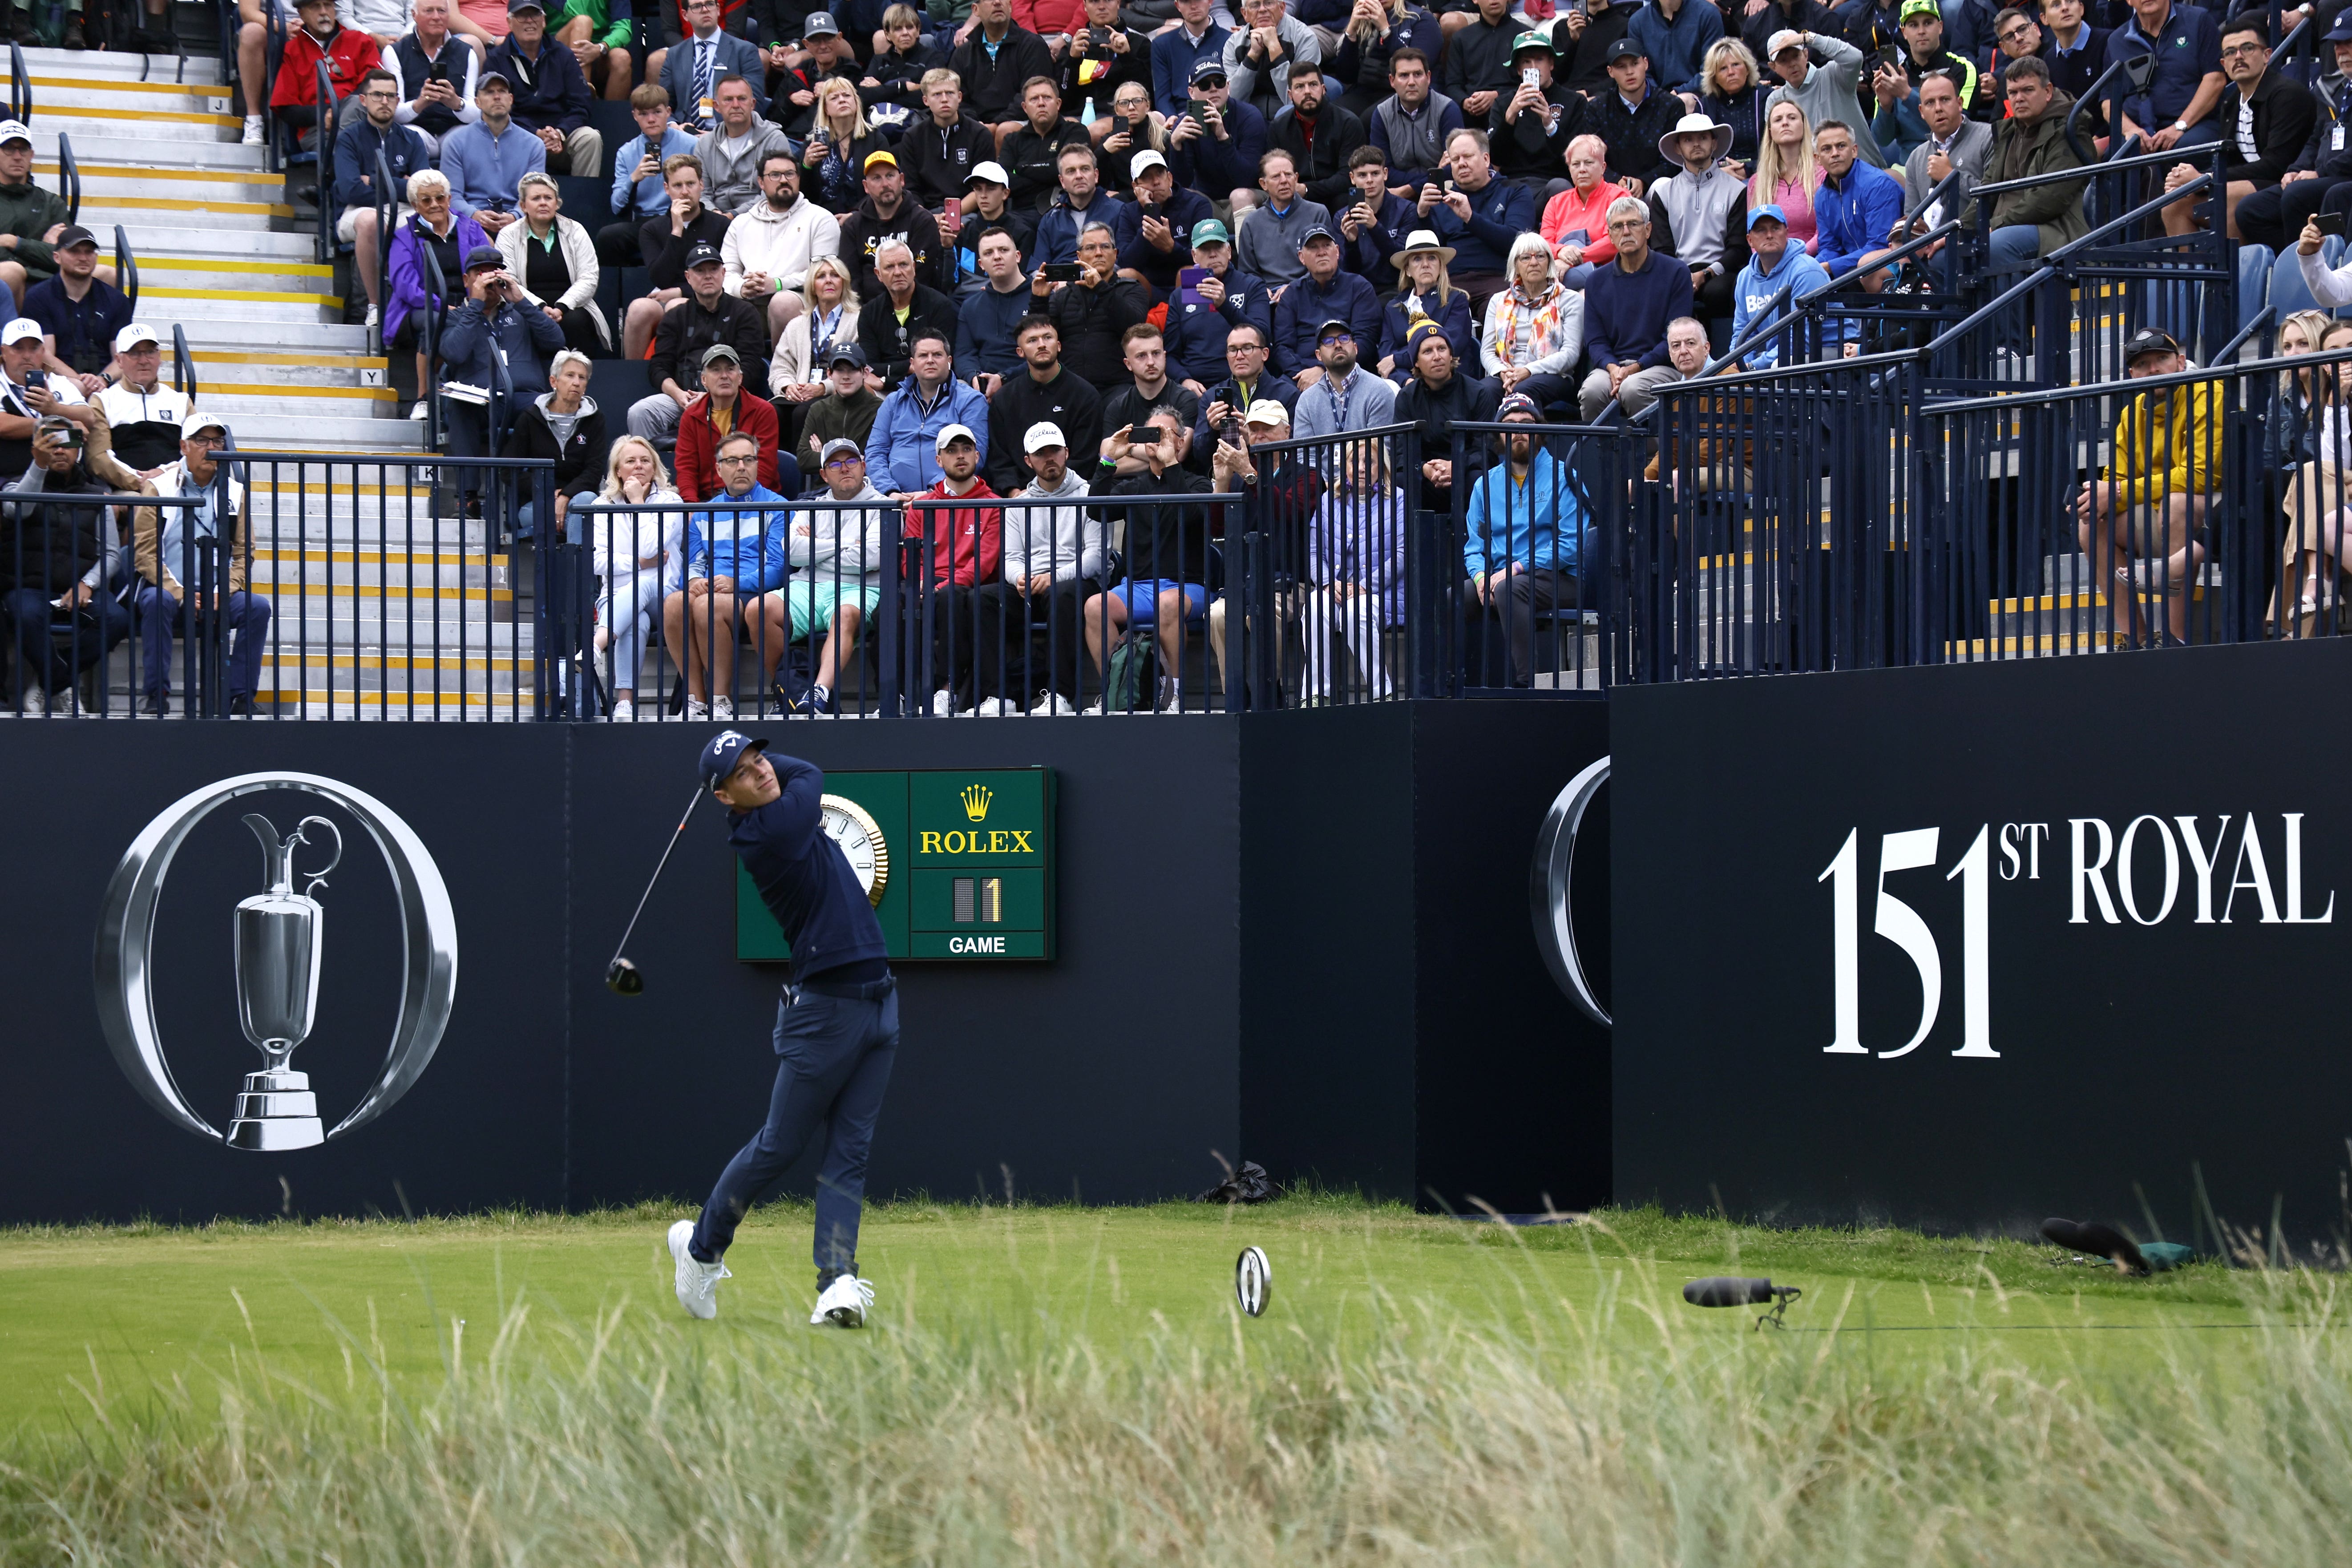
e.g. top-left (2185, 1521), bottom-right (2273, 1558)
top-left (961, 784), bottom-right (993, 821)
top-left (93, 772), bottom-right (460, 1150)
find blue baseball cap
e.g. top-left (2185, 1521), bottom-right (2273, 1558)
top-left (698, 729), bottom-right (768, 788)
top-left (1746, 203), bottom-right (1789, 229)
top-left (2329, 10), bottom-right (2352, 40)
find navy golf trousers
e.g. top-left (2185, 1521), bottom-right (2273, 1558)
top-left (691, 979), bottom-right (899, 1276)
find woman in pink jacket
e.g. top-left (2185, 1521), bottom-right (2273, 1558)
top-left (1540, 135), bottom-right (1629, 291)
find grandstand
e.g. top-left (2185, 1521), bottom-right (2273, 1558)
top-left (0, 0), bottom-right (2335, 720)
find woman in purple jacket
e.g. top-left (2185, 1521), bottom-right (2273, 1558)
top-left (385, 169), bottom-right (491, 418)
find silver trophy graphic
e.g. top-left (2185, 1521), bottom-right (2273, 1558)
top-left (226, 813), bottom-right (344, 1151)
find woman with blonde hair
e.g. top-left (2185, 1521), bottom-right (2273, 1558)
top-left (1750, 99), bottom-right (1824, 255)
top-left (591, 434), bottom-right (685, 722)
top-left (804, 78), bottom-right (885, 211)
top-left (496, 172), bottom-right (612, 358)
top-left (1697, 39), bottom-right (1766, 174)
top-left (1099, 80), bottom-right (1171, 196)
top-left (1302, 439), bottom-right (1406, 702)
top-left (1376, 230), bottom-right (1474, 379)
top-left (770, 257), bottom-right (864, 403)
top-left (1479, 232), bottom-right (1584, 412)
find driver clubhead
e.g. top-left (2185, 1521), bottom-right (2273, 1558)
top-left (606, 957), bottom-right (644, 996)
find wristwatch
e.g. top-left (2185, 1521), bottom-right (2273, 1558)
top-left (2171, 119), bottom-right (2188, 133)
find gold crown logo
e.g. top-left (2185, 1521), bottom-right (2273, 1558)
top-left (961, 784), bottom-right (992, 821)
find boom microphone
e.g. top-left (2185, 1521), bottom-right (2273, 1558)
top-left (2041, 1218), bottom-right (2149, 1273)
top-left (1682, 1277), bottom-right (1777, 1307)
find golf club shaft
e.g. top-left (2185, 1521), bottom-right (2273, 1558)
top-left (610, 785), bottom-right (703, 966)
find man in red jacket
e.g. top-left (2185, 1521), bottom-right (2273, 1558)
top-left (271, 0), bottom-right (383, 149)
top-left (913, 422), bottom-right (1002, 715)
top-left (674, 344), bottom-right (782, 502)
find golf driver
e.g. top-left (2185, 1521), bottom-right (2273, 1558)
top-left (606, 786), bottom-right (705, 995)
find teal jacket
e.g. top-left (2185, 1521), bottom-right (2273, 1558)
top-left (1463, 446), bottom-right (1584, 578)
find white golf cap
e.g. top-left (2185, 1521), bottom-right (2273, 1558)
top-left (1023, 420), bottom-right (1067, 453)
top-left (1242, 399), bottom-right (1289, 428)
top-left (183, 410), bottom-right (230, 438)
top-left (935, 421), bottom-right (978, 452)
top-left (966, 158), bottom-right (1010, 186)
top-left (1767, 27), bottom-right (1806, 54)
top-left (114, 322), bottom-right (159, 354)
top-left (1, 317), bottom-right (41, 345)
top-left (0, 119), bottom-right (29, 146)
top-left (1131, 149), bottom-right (1170, 177)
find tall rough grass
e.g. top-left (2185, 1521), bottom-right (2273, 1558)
top-left (5, 1253), bottom-right (2351, 1566)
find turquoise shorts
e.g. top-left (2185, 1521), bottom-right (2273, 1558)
top-left (782, 580), bottom-right (881, 640)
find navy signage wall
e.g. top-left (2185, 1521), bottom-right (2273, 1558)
top-left (8, 704), bottom-right (1608, 1225)
top-left (1613, 639), bottom-right (2352, 1241)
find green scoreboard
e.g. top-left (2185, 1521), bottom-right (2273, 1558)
top-left (736, 767), bottom-right (1056, 963)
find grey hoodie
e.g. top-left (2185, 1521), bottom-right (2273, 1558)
top-left (1765, 33), bottom-right (1888, 169)
top-left (789, 479), bottom-right (890, 582)
top-left (1008, 468), bottom-right (1105, 583)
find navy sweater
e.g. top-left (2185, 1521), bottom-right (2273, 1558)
top-left (730, 753), bottom-right (891, 983)
top-left (1583, 248), bottom-right (1693, 370)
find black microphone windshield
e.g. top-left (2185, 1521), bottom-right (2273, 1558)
top-left (2041, 1218), bottom-right (2148, 1272)
top-left (1683, 1277), bottom-right (1774, 1308)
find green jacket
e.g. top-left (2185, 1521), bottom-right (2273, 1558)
top-left (797, 387), bottom-right (883, 477)
top-left (554, 0), bottom-right (630, 51)
top-left (0, 179), bottom-right (67, 279)
top-left (1984, 93), bottom-right (2089, 259)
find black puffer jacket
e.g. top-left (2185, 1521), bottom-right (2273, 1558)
top-left (501, 393), bottom-right (610, 496)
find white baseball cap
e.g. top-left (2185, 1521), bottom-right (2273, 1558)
top-left (1767, 27), bottom-right (1807, 55)
top-left (966, 159), bottom-right (1010, 186)
top-left (1023, 420), bottom-right (1066, 453)
top-left (0, 120), bottom-right (30, 146)
top-left (1131, 149), bottom-right (1170, 177)
top-left (935, 422), bottom-right (979, 452)
top-left (1242, 399), bottom-right (1290, 428)
top-left (1, 317), bottom-right (42, 346)
top-left (114, 322), bottom-right (159, 354)
top-left (183, 410), bottom-right (230, 439)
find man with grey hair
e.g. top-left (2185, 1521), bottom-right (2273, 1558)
top-left (1042, 221), bottom-right (1149, 391)
top-left (1578, 194), bottom-right (1694, 419)
top-left (853, 238), bottom-right (957, 392)
top-left (1765, 28), bottom-right (1889, 167)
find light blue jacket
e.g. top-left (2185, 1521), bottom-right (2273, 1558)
top-left (867, 376), bottom-right (993, 494)
top-left (440, 118), bottom-right (546, 217)
top-left (1730, 244), bottom-right (1846, 367)
top-left (685, 483), bottom-right (792, 594)
top-left (1463, 446), bottom-right (1584, 578)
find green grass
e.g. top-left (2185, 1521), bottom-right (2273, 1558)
top-left (2, 1198), bottom-right (2347, 1564)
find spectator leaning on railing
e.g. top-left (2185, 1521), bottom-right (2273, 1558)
top-left (131, 412), bottom-right (271, 719)
top-left (487, 0), bottom-right (605, 176)
top-left (590, 434), bottom-right (684, 723)
top-left (335, 69), bottom-right (433, 344)
top-left (2158, 12), bottom-right (2309, 242)
top-left (95, 324), bottom-right (194, 478)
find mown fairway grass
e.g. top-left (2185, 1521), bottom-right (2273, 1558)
top-left (2, 1197), bottom-right (2346, 1565)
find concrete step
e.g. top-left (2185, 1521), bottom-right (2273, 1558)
top-left (38, 158), bottom-right (284, 202)
top-left (145, 291), bottom-right (340, 324)
top-left (119, 223), bottom-right (315, 259)
top-left (78, 198), bottom-right (295, 228)
top-left (224, 411), bottom-right (429, 448)
top-left (177, 319), bottom-right (365, 351)
top-left (193, 383), bottom-right (399, 415)
top-left (187, 352), bottom-right (389, 390)
top-left (32, 112), bottom-right (241, 147)
top-left (17, 46), bottom-right (222, 83)
top-left (26, 73), bottom-right (236, 115)
top-left (249, 571), bottom-right (517, 607)
top-left (251, 547), bottom-right (511, 590)
top-left (135, 256), bottom-right (336, 294)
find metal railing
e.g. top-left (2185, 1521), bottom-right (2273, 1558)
top-left (6, 39), bottom-right (27, 125)
top-left (54, 130), bottom-right (77, 226)
top-left (113, 223), bottom-right (136, 314)
top-left (169, 322), bottom-right (196, 401)
top-left (311, 57), bottom-right (334, 263)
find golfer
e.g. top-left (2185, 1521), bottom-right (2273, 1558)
top-left (668, 731), bottom-right (899, 1327)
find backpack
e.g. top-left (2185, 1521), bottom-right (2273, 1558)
top-left (1103, 624), bottom-right (1157, 712)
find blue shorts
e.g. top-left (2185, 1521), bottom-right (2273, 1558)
top-left (1118, 579), bottom-right (1209, 624)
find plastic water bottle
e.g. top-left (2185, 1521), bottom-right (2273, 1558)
top-left (1080, 94), bottom-right (1097, 126)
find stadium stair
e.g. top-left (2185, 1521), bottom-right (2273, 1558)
top-left (31, 40), bottom-right (531, 717)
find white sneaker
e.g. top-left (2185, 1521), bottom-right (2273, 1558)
top-left (242, 114), bottom-right (265, 146)
top-left (685, 697), bottom-right (710, 721)
top-left (929, 690), bottom-right (958, 717)
top-left (667, 1220), bottom-right (730, 1321)
top-left (810, 1273), bottom-right (875, 1328)
top-left (408, 401), bottom-right (429, 420)
top-left (610, 696), bottom-right (634, 722)
top-left (711, 696), bottom-right (735, 719)
top-left (1031, 693), bottom-right (1078, 716)
top-left (974, 696), bottom-right (1016, 716)
top-left (19, 685), bottom-right (47, 717)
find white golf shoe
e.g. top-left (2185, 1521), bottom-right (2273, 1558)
top-left (668, 1220), bottom-right (729, 1320)
top-left (810, 1273), bottom-right (875, 1327)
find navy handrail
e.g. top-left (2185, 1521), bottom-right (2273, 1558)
top-left (313, 57), bottom-right (335, 263)
top-left (56, 130), bottom-right (77, 224)
top-left (420, 238), bottom-right (447, 449)
top-left (113, 223), bottom-right (136, 312)
top-left (260, 2), bottom-right (285, 173)
top-left (6, 40), bottom-right (26, 124)
top-left (170, 321), bottom-right (197, 401)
